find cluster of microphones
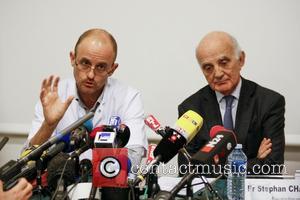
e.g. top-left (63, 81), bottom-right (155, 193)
top-left (0, 109), bottom-right (238, 200)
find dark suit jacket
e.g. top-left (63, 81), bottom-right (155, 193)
top-left (178, 78), bottom-right (285, 175)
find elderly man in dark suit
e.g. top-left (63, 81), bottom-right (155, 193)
top-left (178, 31), bottom-right (285, 175)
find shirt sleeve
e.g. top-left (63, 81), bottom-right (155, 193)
top-left (23, 100), bottom-right (45, 150)
top-left (121, 90), bottom-right (148, 151)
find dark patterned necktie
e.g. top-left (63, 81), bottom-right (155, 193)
top-left (224, 95), bottom-right (234, 130)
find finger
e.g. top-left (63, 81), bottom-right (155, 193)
top-left (264, 138), bottom-right (271, 144)
top-left (259, 144), bottom-right (272, 156)
top-left (261, 138), bottom-right (269, 146)
top-left (24, 191), bottom-right (33, 200)
top-left (40, 88), bottom-right (46, 102)
top-left (23, 183), bottom-right (33, 198)
top-left (45, 75), bottom-right (54, 92)
top-left (260, 148), bottom-right (272, 159)
top-left (0, 180), bottom-right (3, 193)
top-left (64, 96), bottom-right (74, 109)
top-left (52, 76), bottom-right (60, 93)
top-left (261, 141), bottom-right (272, 151)
top-left (16, 178), bottom-right (28, 190)
top-left (41, 78), bottom-right (47, 91)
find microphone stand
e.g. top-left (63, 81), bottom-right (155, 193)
top-left (88, 185), bottom-right (98, 200)
top-left (33, 159), bottom-right (50, 198)
top-left (174, 148), bottom-right (222, 199)
top-left (147, 165), bottom-right (160, 199)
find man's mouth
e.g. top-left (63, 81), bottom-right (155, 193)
top-left (84, 81), bottom-right (94, 88)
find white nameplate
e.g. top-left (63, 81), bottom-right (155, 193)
top-left (246, 178), bottom-right (300, 199)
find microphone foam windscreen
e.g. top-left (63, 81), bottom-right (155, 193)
top-left (209, 125), bottom-right (228, 138)
top-left (115, 124), bottom-right (130, 148)
top-left (47, 152), bottom-right (76, 190)
top-left (83, 119), bottom-right (93, 132)
top-left (175, 110), bottom-right (203, 142)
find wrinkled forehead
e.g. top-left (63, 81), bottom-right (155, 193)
top-left (198, 43), bottom-right (235, 63)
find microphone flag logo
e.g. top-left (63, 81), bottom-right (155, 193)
top-left (92, 148), bottom-right (128, 188)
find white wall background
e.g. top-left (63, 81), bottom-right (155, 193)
top-left (0, 0), bottom-right (300, 152)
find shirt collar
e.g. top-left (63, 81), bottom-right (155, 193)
top-left (215, 77), bottom-right (242, 103)
top-left (74, 79), bottom-right (109, 111)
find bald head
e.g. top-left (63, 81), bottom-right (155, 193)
top-left (74, 28), bottom-right (118, 62)
top-left (195, 31), bottom-right (245, 95)
top-left (196, 31), bottom-right (241, 64)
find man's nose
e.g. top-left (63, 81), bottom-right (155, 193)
top-left (214, 65), bottom-right (224, 78)
top-left (87, 66), bottom-right (96, 79)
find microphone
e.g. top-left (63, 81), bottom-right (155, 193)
top-left (209, 125), bottom-right (228, 137)
top-left (0, 137), bottom-right (9, 151)
top-left (209, 125), bottom-right (230, 164)
top-left (64, 119), bottom-right (93, 152)
top-left (108, 116), bottom-right (130, 148)
top-left (191, 128), bottom-right (237, 164)
top-left (92, 124), bottom-right (130, 148)
top-left (0, 111), bottom-right (95, 183)
top-left (3, 142), bottom-right (67, 191)
top-left (133, 110), bottom-right (203, 185)
top-left (144, 115), bottom-right (166, 137)
top-left (79, 159), bottom-right (92, 182)
top-left (93, 126), bottom-right (116, 148)
top-left (47, 152), bottom-right (76, 199)
top-left (108, 116), bottom-right (121, 128)
top-left (153, 110), bottom-right (203, 163)
top-left (164, 128), bottom-right (237, 199)
top-left (115, 124), bottom-right (130, 148)
top-left (146, 144), bottom-right (157, 164)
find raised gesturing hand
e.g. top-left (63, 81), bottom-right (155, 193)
top-left (40, 75), bottom-right (74, 127)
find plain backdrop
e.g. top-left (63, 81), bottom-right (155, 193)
top-left (0, 0), bottom-right (300, 144)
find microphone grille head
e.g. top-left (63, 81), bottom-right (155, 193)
top-left (115, 124), bottom-right (130, 148)
top-left (209, 125), bottom-right (228, 138)
top-left (83, 119), bottom-right (93, 132)
top-left (175, 110), bottom-right (203, 142)
top-left (47, 152), bottom-right (76, 190)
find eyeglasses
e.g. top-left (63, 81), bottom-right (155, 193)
top-left (75, 60), bottom-right (109, 75)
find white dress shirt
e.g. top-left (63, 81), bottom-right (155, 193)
top-left (25, 77), bottom-right (148, 164)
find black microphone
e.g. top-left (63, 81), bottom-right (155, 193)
top-left (115, 124), bottom-right (130, 148)
top-left (161, 129), bottom-right (237, 199)
top-left (58, 119), bottom-right (93, 153)
top-left (191, 129), bottom-right (237, 164)
top-left (79, 159), bottom-right (92, 182)
top-left (153, 111), bottom-right (203, 164)
top-left (133, 110), bottom-right (203, 186)
top-left (0, 111), bottom-right (94, 183)
top-left (0, 137), bottom-right (9, 151)
top-left (47, 152), bottom-right (76, 199)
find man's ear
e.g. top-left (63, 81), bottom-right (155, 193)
top-left (70, 51), bottom-right (76, 67)
top-left (239, 51), bottom-right (246, 67)
top-left (107, 63), bottom-right (119, 76)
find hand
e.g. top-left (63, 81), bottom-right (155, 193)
top-left (0, 178), bottom-right (33, 200)
top-left (257, 138), bottom-right (272, 159)
top-left (40, 75), bottom-right (74, 127)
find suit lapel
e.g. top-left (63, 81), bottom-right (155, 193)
top-left (235, 78), bottom-right (256, 144)
top-left (202, 87), bottom-right (223, 129)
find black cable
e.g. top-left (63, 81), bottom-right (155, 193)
top-left (50, 158), bottom-right (70, 200)
top-left (181, 181), bottom-right (205, 188)
top-left (61, 167), bottom-right (93, 199)
top-left (129, 183), bottom-right (136, 200)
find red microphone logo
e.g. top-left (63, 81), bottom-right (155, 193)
top-left (144, 115), bottom-right (161, 131)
